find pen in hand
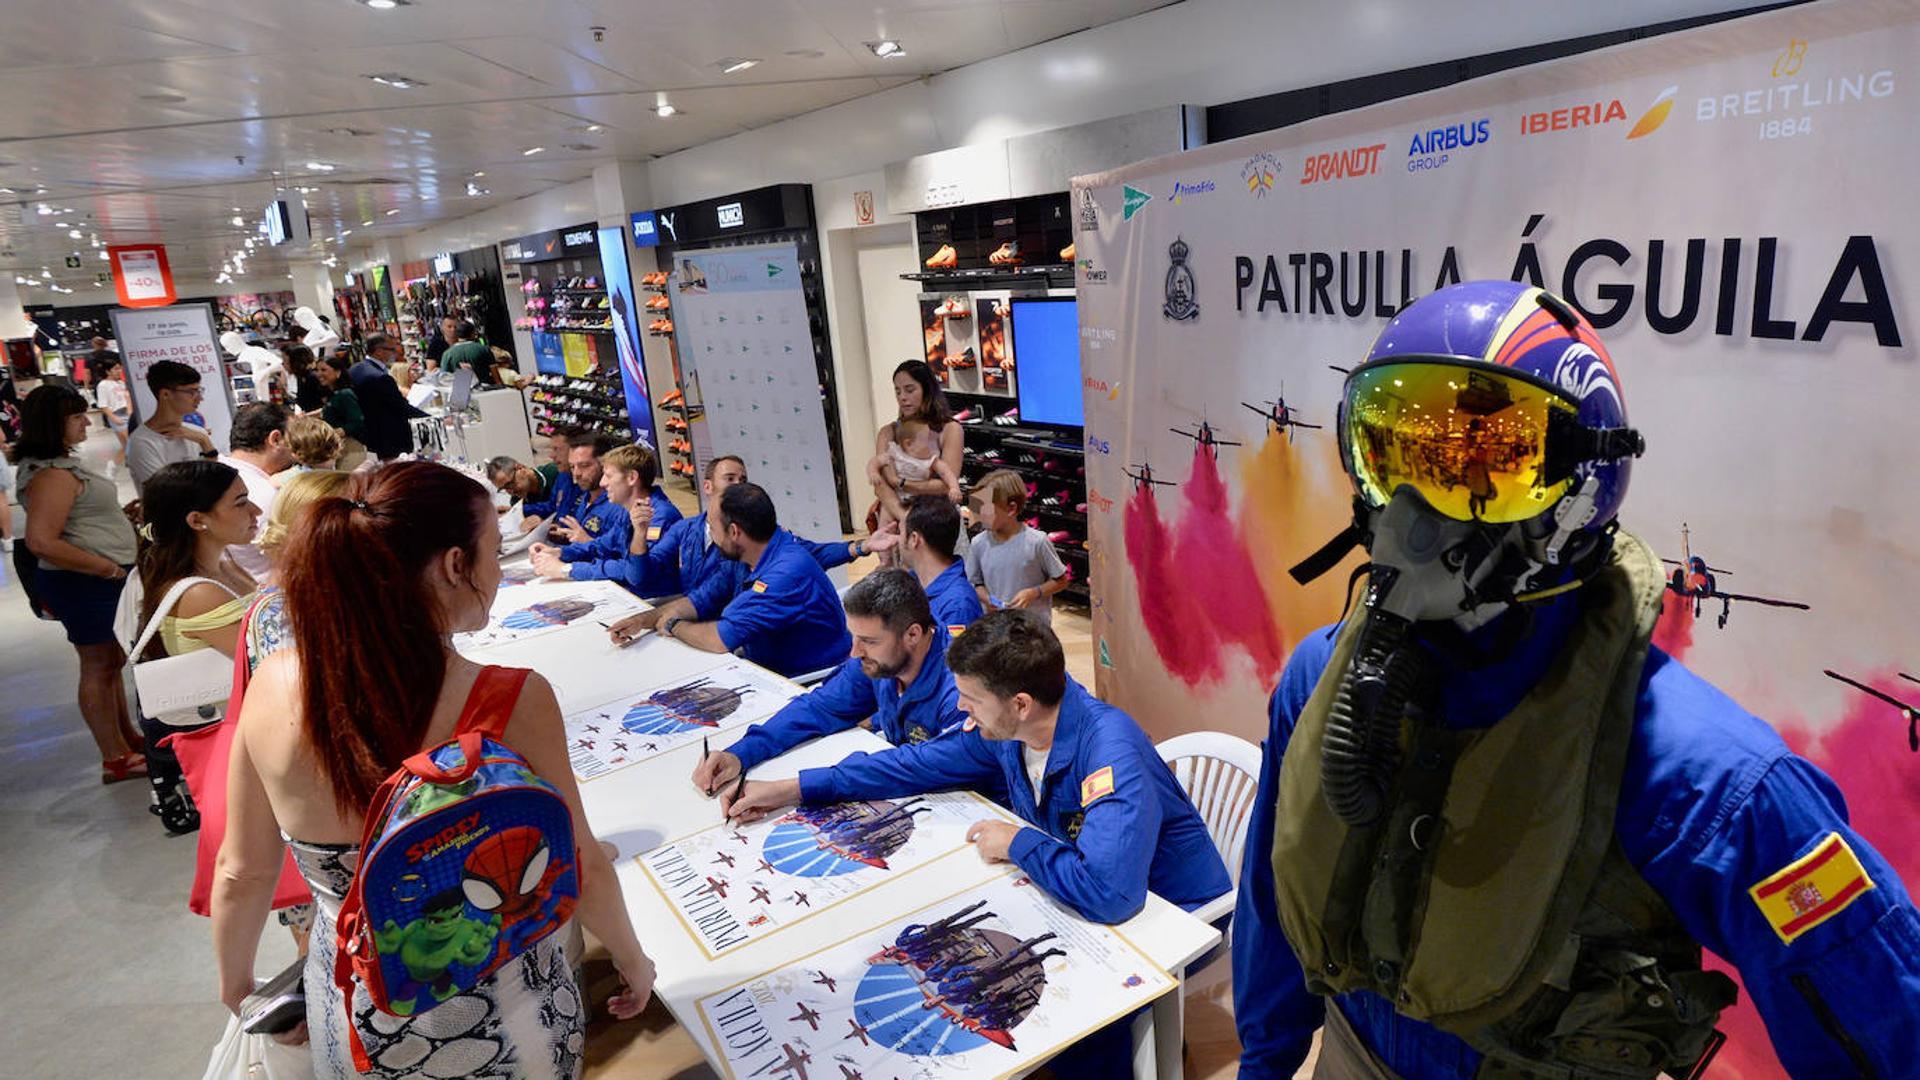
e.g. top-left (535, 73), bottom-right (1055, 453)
top-left (702, 736), bottom-right (712, 796)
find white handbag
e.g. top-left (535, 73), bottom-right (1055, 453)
top-left (201, 1011), bottom-right (313, 1080)
top-left (126, 576), bottom-right (240, 724)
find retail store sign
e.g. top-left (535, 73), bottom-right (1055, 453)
top-left (563, 226), bottom-right (598, 250)
top-left (630, 211), bottom-right (659, 247)
top-left (107, 243), bottom-right (176, 308)
top-left (854, 190), bottom-right (875, 226)
top-left (432, 251), bottom-right (454, 274)
top-left (716, 202), bottom-right (745, 229)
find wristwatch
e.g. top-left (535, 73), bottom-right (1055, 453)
top-left (662, 616), bottom-right (683, 639)
top-left (852, 538), bottom-right (867, 558)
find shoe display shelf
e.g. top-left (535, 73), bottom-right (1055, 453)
top-left (951, 390), bottom-right (1091, 605)
top-left (529, 370), bottom-right (630, 439)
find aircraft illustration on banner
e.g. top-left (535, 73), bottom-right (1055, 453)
top-left (1242, 387), bottom-right (1324, 442)
top-left (771, 1043), bottom-right (811, 1079)
top-left (1661, 524), bottom-right (1810, 629)
top-left (1123, 460), bottom-right (1175, 494)
top-left (1169, 419), bottom-right (1241, 454)
top-left (1823, 669), bottom-right (1919, 752)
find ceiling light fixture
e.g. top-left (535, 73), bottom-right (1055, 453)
top-left (384, 208), bottom-right (401, 216)
top-left (521, 146), bottom-right (545, 156)
top-left (362, 0), bottom-right (407, 9)
top-left (585, 124), bottom-right (604, 133)
top-left (865, 40), bottom-right (905, 58)
top-left (784, 48), bottom-right (826, 59)
top-left (653, 103), bottom-right (677, 118)
top-left (304, 161), bottom-right (336, 172)
top-left (361, 219), bottom-right (374, 226)
top-left (67, 228), bottom-right (82, 239)
top-left (53, 221), bottom-right (68, 228)
top-left (340, 229), bottom-right (353, 236)
top-left (98, 250), bottom-right (109, 261)
top-left (472, 170), bottom-right (486, 178)
top-left (366, 73), bottom-right (426, 89)
top-left (231, 215), bottom-right (245, 226)
top-left (716, 57), bottom-right (761, 74)
top-left (0, 187), bottom-right (14, 195)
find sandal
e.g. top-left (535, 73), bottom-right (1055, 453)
top-left (102, 753), bottom-right (149, 785)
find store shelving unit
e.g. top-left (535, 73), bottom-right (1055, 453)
top-left (950, 390), bottom-right (1090, 605)
top-left (528, 369), bottom-right (629, 439)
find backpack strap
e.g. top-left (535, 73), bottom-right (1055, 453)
top-left (336, 763), bottom-right (413, 1073)
top-left (455, 665), bottom-right (532, 739)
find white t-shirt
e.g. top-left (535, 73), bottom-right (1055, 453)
top-left (218, 455), bottom-right (278, 583)
top-left (1023, 743), bottom-right (1050, 808)
top-left (126, 422), bottom-right (213, 493)
top-left (96, 379), bottom-right (130, 425)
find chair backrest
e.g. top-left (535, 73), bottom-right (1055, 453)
top-left (1156, 730), bottom-right (1263, 888)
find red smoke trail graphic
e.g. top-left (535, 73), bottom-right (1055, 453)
top-left (1173, 443), bottom-right (1285, 680)
top-left (1701, 671), bottom-right (1920, 1080)
top-left (1651, 589), bottom-right (1697, 662)
top-left (1123, 484), bottom-right (1223, 683)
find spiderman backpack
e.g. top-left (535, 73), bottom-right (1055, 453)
top-left (332, 666), bottom-right (581, 1071)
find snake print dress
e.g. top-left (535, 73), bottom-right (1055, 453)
top-left (290, 841), bottom-right (585, 1078)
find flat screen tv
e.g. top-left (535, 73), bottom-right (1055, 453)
top-left (1010, 296), bottom-right (1082, 428)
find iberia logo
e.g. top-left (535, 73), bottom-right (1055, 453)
top-left (1626, 86), bottom-right (1678, 139)
top-left (1122, 185), bottom-right (1151, 221)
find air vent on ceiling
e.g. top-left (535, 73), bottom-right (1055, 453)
top-left (561, 143), bottom-right (599, 152)
top-left (350, 177), bottom-right (408, 185)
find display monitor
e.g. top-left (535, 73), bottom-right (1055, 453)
top-left (1010, 296), bottom-right (1083, 429)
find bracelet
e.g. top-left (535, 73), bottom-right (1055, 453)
top-left (662, 616), bottom-right (683, 638)
top-left (853, 539), bottom-right (866, 558)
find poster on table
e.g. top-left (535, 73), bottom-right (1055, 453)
top-left (563, 657), bottom-right (798, 782)
top-left (671, 242), bottom-right (841, 543)
top-left (453, 578), bottom-right (645, 650)
top-left (109, 302), bottom-right (236, 451)
top-left (694, 872), bottom-right (1171, 1080)
top-left (1071, 2), bottom-right (1916, 1073)
top-left (637, 790), bottom-right (1019, 958)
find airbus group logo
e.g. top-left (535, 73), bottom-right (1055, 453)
top-left (1406, 118), bottom-right (1490, 173)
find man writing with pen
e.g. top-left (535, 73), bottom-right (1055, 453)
top-left (691, 569), bottom-right (966, 794)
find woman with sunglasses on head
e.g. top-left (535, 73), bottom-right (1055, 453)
top-left (14, 383), bottom-right (145, 782)
top-left (212, 461), bottom-right (653, 1078)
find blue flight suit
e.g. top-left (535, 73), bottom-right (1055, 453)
top-left (797, 677), bottom-right (1232, 924)
top-left (566, 487), bottom-right (684, 582)
top-left (556, 490), bottom-right (634, 561)
top-left (707, 529), bottom-right (852, 679)
top-left (1234, 598), bottom-right (1920, 1079)
top-left (728, 626), bottom-right (966, 773)
top-left (521, 469), bottom-right (580, 521)
top-left (590, 511), bottom-right (858, 601)
top-left (923, 560), bottom-right (985, 631)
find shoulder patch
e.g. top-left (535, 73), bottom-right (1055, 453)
top-left (1080, 765), bottom-right (1115, 807)
top-left (752, 580), bottom-right (769, 593)
top-left (646, 526), bottom-right (662, 541)
top-left (586, 518), bottom-right (602, 533)
top-left (1749, 831), bottom-right (1875, 944)
top-left (948, 624), bottom-right (967, 637)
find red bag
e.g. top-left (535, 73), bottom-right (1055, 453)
top-left (168, 596), bottom-right (310, 916)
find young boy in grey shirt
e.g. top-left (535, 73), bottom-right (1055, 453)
top-left (965, 469), bottom-right (1069, 624)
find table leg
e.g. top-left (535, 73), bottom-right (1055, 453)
top-left (1131, 1003), bottom-right (1159, 1080)
top-left (1152, 977), bottom-right (1186, 1079)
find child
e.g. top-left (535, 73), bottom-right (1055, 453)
top-left (965, 468), bottom-right (1069, 625)
top-left (867, 414), bottom-right (961, 541)
top-left (95, 360), bottom-right (131, 476)
top-left (271, 414), bottom-right (345, 485)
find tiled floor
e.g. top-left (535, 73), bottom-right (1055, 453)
top-left (1, 429), bottom-right (1286, 1078)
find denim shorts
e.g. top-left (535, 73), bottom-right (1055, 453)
top-left (36, 566), bottom-right (130, 646)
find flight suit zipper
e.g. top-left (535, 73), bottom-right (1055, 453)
top-left (1790, 973), bottom-right (1878, 1078)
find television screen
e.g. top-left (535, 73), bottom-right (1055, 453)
top-left (1011, 297), bottom-right (1083, 428)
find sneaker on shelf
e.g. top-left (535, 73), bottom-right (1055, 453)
top-left (1075, 502), bottom-right (1089, 513)
top-left (646, 295), bottom-right (670, 310)
top-left (939, 297), bottom-right (971, 319)
top-left (1040, 458), bottom-right (1067, 473)
top-left (992, 407), bottom-right (1020, 426)
top-left (1046, 530), bottom-right (1072, 544)
top-left (1060, 242), bottom-right (1076, 262)
top-left (975, 448), bottom-right (1004, 463)
top-left (1024, 516), bottom-right (1041, 529)
top-left (947, 348), bottom-right (977, 369)
top-left (988, 241), bottom-right (1021, 266)
top-left (924, 244), bottom-right (958, 269)
top-left (952, 408), bottom-right (975, 423)
top-left (662, 388), bottom-right (685, 405)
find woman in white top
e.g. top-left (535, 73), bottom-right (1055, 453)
top-left (95, 359), bottom-right (131, 475)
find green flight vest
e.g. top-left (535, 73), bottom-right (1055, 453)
top-left (1269, 532), bottom-right (1735, 1078)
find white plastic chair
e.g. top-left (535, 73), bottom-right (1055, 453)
top-left (1156, 730), bottom-right (1263, 926)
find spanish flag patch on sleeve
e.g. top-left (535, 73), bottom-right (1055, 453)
top-left (1080, 766), bottom-right (1115, 807)
top-left (647, 526), bottom-right (662, 541)
top-left (1749, 831), bottom-right (1875, 944)
top-left (751, 580), bottom-right (769, 594)
top-left (948, 624), bottom-right (967, 637)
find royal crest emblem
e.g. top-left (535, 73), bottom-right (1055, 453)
top-left (1163, 237), bottom-right (1198, 322)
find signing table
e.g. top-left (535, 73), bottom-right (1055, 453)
top-left (459, 573), bottom-right (1220, 1079)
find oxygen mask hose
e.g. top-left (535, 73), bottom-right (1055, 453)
top-left (1322, 607), bottom-right (1424, 828)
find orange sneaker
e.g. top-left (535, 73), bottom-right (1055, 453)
top-left (646, 295), bottom-right (670, 310)
top-left (657, 319), bottom-right (673, 334)
top-left (988, 241), bottom-right (1021, 266)
top-left (924, 244), bottom-right (958, 269)
top-left (1060, 242), bottom-right (1075, 262)
top-left (939, 297), bottom-right (970, 319)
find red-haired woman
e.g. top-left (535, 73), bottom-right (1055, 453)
top-left (211, 461), bottom-right (652, 1077)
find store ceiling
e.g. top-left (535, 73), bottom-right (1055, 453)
top-left (0, 0), bottom-right (1171, 294)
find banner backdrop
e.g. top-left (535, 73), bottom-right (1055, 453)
top-left (110, 302), bottom-right (235, 452)
top-left (1073, 2), bottom-right (1916, 1073)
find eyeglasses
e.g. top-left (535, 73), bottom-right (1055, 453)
top-left (166, 385), bottom-right (206, 399)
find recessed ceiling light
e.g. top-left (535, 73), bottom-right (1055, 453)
top-left (340, 229), bottom-right (353, 236)
top-left (231, 215), bottom-right (245, 226)
top-left (384, 208), bottom-right (401, 216)
top-left (561, 143), bottom-right (597, 152)
top-left (0, 187), bottom-right (15, 195)
top-left (366, 73), bottom-right (426, 89)
top-left (361, 219), bottom-right (374, 226)
top-left (784, 48), bottom-right (825, 59)
top-left (53, 221), bottom-right (68, 227)
top-left (653, 103), bottom-right (677, 118)
top-left (67, 228), bottom-right (82, 239)
top-left (362, 0), bottom-right (408, 8)
top-left (521, 146), bottom-right (545, 155)
top-left (716, 57), bottom-right (761, 74)
top-left (139, 91), bottom-right (188, 103)
top-left (472, 170), bottom-right (486, 178)
top-left (865, 40), bottom-right (905, 58)
top-left (304, 161), bottom-right (336, 172)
